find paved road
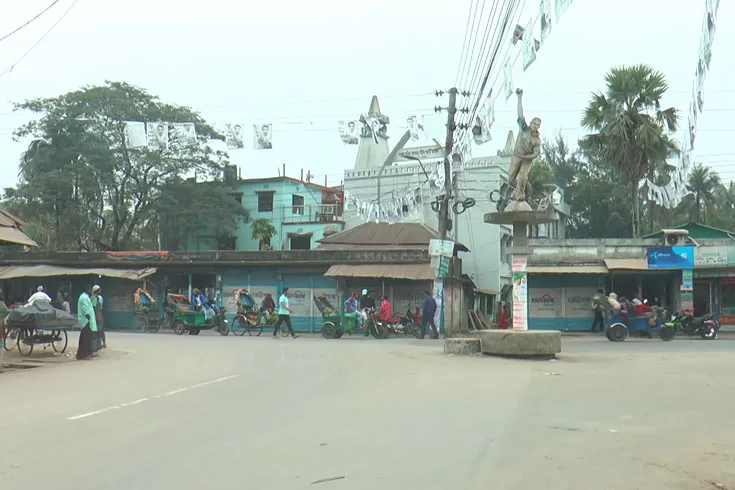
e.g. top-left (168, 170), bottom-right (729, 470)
top-left (1, 333), bottom-right (734, 489)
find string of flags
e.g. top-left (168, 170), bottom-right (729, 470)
top-left (645, 0), bottom-right (720, 209)
top-left (123, 122), bottom-right (198, 150)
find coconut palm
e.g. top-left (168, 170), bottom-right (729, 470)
top-left (580, 64), bottom-right (679, 237)
top-left (251, 218), bottom-right (277, 250)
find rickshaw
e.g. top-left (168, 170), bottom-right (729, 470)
top-left (317, 294), bottom-right (383, 339)
top-left (605, 306), bottom-right (673, 342)
top-left (4, 302), bottom-right (75, 356)
top-left (162, 293), bottom-right (229, 336)
top-left (231, 289), bottom-right (281, 337)
top-left (131, 288), bottom-right (161, 333)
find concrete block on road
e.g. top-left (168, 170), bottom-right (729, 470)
top-left (444, 338), bottom-right (481, 355)
top-left (479, 330), bottom-right (561, 358)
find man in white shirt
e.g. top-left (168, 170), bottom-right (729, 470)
top-left (273, 287), bottom-right (298, 339)
top-left (26, 286), bottom-right (52, 306)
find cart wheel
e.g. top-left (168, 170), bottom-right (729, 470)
top-left (321, 322), bottom-right (336, 339)
top-left (334, 329), bottom-right (344, 339)
top-left (3, 327), bottom-right (19, 351)
top-left (132, 313), bottom-right (147, 333)
top-left (659, 325), bottom-right (676, 341)
top-left (606, 323), bottom-right (628, 342)
top-left (149, 318), bottom-right (162, 333)
top-left (173, 320), bottom-right (187, 335)
top-left (51, 329), bottom-right (68, 353)
top-left (18, 329), bottom-right (34, 356)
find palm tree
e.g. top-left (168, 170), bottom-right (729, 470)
top-left (580, 64), bottom-right (679, 237)
top-left (251, 218), bottom-right (277, 250)
top-left (685, 164), bottom-right (721, 224)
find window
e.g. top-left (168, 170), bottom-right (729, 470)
top-left (233, 194), bottom-right (242, 206)
top-left (290, 235), bottom-right (310, 250)
top-left (292, 194), bottom-right (304, 215)
top-left (257, 192), bottom-right (274, 212)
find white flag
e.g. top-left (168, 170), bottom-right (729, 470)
top-left (146, 122), bottom-right (168, 151)
top-left (124, 121), bottom-right (147, 149)
top-left (503, 57), bottom-right (513, 100)
top-left (522, 19), bottom-right (537, 71)
top-left (554, 0), bottom-right (573, 22)
top-left (540, 0), bottom-right (552, 45)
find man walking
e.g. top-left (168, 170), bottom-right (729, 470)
top-left (273, 287), bottom-right (299, 339)
top-left (420, 290), bottom-right (438, 339)
top-left (91, 285), bottom-right (106, 349)
top-left (591, 289), bottom-right (606, 333)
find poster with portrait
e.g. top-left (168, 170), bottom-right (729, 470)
top-left (338, 120), bottom-right (359, 145)
top-left (539, 0), bottom-right (552, 45)
top-left (406, 115), bottom-right (424, 141)
top-left (124, 121), bottom-right (147, 149)
top-left (428, 161), bottom-right (446, 198)
top-left (225, 123), bottom-right (245, 149)
top-left (253, 123), bottom-right (273, 150)
top-left (522, 19), bottom-right (537, 71)
top-left (503, 57), bottom-right (513, 100)
top-left (472, 91), bottom-right (493, 145)
top-left (146, 122), bottom-right (169, 151)
top-left (171, 123), bottom-right (197, 147)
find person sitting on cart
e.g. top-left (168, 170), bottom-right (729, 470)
top-left (344, 292), bottom-right (364, 327)
top-left (26, 286), bottom-right (52, 306)
top-left (198, 289), bottom-right (215, 321)
top-left (260, 293), bottom-right (275, 322)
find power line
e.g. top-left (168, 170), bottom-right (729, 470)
top-left (454, 0), bottom-right (480, 85)
top-left (0, 0), bottom-right (61, 44)
top-left (0, 0), bottom-right (81, 78)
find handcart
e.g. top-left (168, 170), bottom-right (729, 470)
top-left (4, 302), bottom-right (76, 356)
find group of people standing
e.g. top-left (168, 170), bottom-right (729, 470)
top-left (76, 285), bottom-right (106, 360)
top-left (343, 289), bottom-right (439, 339)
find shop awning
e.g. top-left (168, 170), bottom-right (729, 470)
top-left (527, 265), bottom-right (608, 274)
top-left (604, 259), bottom-right (648, 271)
top-left (0, 227), bottom-right (38, 247)
top-left (0, 265), bottom-right (156, 280)
top-left (324, 264), bottom-right (434, 281)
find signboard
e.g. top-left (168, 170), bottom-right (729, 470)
top-left (429, 239), bottom-right (455, 258)
top-left (681, 269), bottom-right (693, 291)
top-left (695, 247), bottom-right (727, 267)
top-left (512, 256), bottom-right (528, 330)
top-left (680, 291), bottom-right (694, 315)
top-left (397, 146), bottom-right (445, 161)
top-left (564, 288), bottom-right (596, 318)
top-left (438, 256), bottom-right (450, 278)
top-left (647, 246), bottom-right (695, 269)
top-left (285, 288), bottom-right (311, 317)
top-left (528, 288), bottom-right (563, 318)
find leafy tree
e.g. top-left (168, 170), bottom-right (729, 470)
top-left (580, 64), bottom-right (679, 237)
top-left (251, 218), bottom-right (277, 250)
top-left (682, 164), bottom-right (720, 224)
top-left (8, 81), bottom-right (244, 250)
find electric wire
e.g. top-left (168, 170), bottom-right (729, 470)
top-left (0, 0), bottom-right (61, 44)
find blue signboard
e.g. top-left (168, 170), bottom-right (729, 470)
top-left (647, 246), bottom-right (695, 269)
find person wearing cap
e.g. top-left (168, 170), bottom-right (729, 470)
top-left (26, 285), bottom-right (52, 306)
top-left (91, 285), bottom-right (106, 349)
top-left (359, 288), bottom-right (375, 310)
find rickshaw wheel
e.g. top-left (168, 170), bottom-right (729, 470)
top-left (131, 313), bottom-right (146, 333)
top-left (334, 329), bottom-right (344, 339)
top-left (232, 314), bottom-right (248, 336)
top-left (149, 318), bottom-right (162, 333)
top-left (3, 327), bottom-right (19, 351)
top-left (18, 329), bottom-right (34, 356)
top-left (321, 322), bottom-right (336, 339)
top-left (51, 329), bottom-right (68, 353)
top-left (606, 323), bottom-right (628, 342)
top-left (659, 325), bottom-right (676, 341)
top-left (173, 320), bottom-right (187, 336)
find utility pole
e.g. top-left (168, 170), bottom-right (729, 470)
top-left (438, 87), bottom-right (458, 240)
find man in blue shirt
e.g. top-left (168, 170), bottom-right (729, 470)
top-left (273, 287), bottom-right (298, 338)
top-left (420, 291), bottom-right (438, 339)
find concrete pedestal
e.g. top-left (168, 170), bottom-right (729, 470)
top-left (443, 338), bottom-right (481, 355)
top-left (479, 330), bottom-right (561, 358)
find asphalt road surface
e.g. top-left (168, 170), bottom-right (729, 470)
top-left (1, 332), bottom-right (734, 490)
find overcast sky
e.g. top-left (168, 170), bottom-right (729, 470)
top-left (0, 0), bottom-right (732, 191)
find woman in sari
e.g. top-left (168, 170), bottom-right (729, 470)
top-left (92, 285), bottom-right (106, 349)
top-left (76, 286), bottom-right (98, 360)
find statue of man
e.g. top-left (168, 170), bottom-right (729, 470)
top-left (508, 88), bottom-right (542, 202)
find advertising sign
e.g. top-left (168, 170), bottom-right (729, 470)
top-left (528, 288), bottom-right (563, 318)
top-left (647, 246), bottom-right (695, 269)
top-left (695, 247), bottom-right (727, 267)
top-left (681, 269), bottom-right (693, 291)
top-left (285, 288), bottom-right (311, 317)
top-left (564, 288), bottom-right (597, 318)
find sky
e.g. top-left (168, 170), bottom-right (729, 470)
top-left (0, 0), bottom-right (733, 193)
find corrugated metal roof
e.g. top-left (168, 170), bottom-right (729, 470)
top-left (324, 264), bottom-right (434, 280)
top-left (317, 222), bottom-right (469, 252)
top-left (0, 265), bottom-right (156, 280)
top-left (604, 259), bottom-right (648, 271)
top-left (527, 265), bottom-right (609, 274)
top-left (0, 227), bottom-right (38, 247)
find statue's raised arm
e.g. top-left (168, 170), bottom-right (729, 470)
top-left (516, 88), bottom-right (528, 132)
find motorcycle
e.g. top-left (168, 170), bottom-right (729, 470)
top-left (664, 312), bottom-right (719, 340)
top-left (369, 304), bottom-right (422, 339)
top-left (213, 306), bottom-right (230, 336)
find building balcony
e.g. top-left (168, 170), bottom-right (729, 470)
top-left (281, 204), bottom-right (343, 224)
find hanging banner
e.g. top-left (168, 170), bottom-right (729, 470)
top-left (503, 57), bottom-right (513, 101)
top-left (224, 123), bottom-right (245, 149)
top-left (554, 0), bottom-right (573, 22)
top-left (472, 90), bottom-right (494, 145)
top-left (171, 123), bottom-right (197, 147)
top-left (146, 122), bottom-right (168, 151)
top-left (522, 19), bottom-right (537, 71)
top-left (253, 124), bottom-right (273, 150)
top-left (540, 0), bottom-right (552, 45)
top-left (511, 256), bottom-right (528, 330)
top-left (124, 121), bottom-right (147, 149)
top-left (406, 116), bottom-right (424, 141)
top-left (338, 120), bottom-right (359, 145)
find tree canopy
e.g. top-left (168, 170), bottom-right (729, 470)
top-left (4, 81), bottom-right (248, 250)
